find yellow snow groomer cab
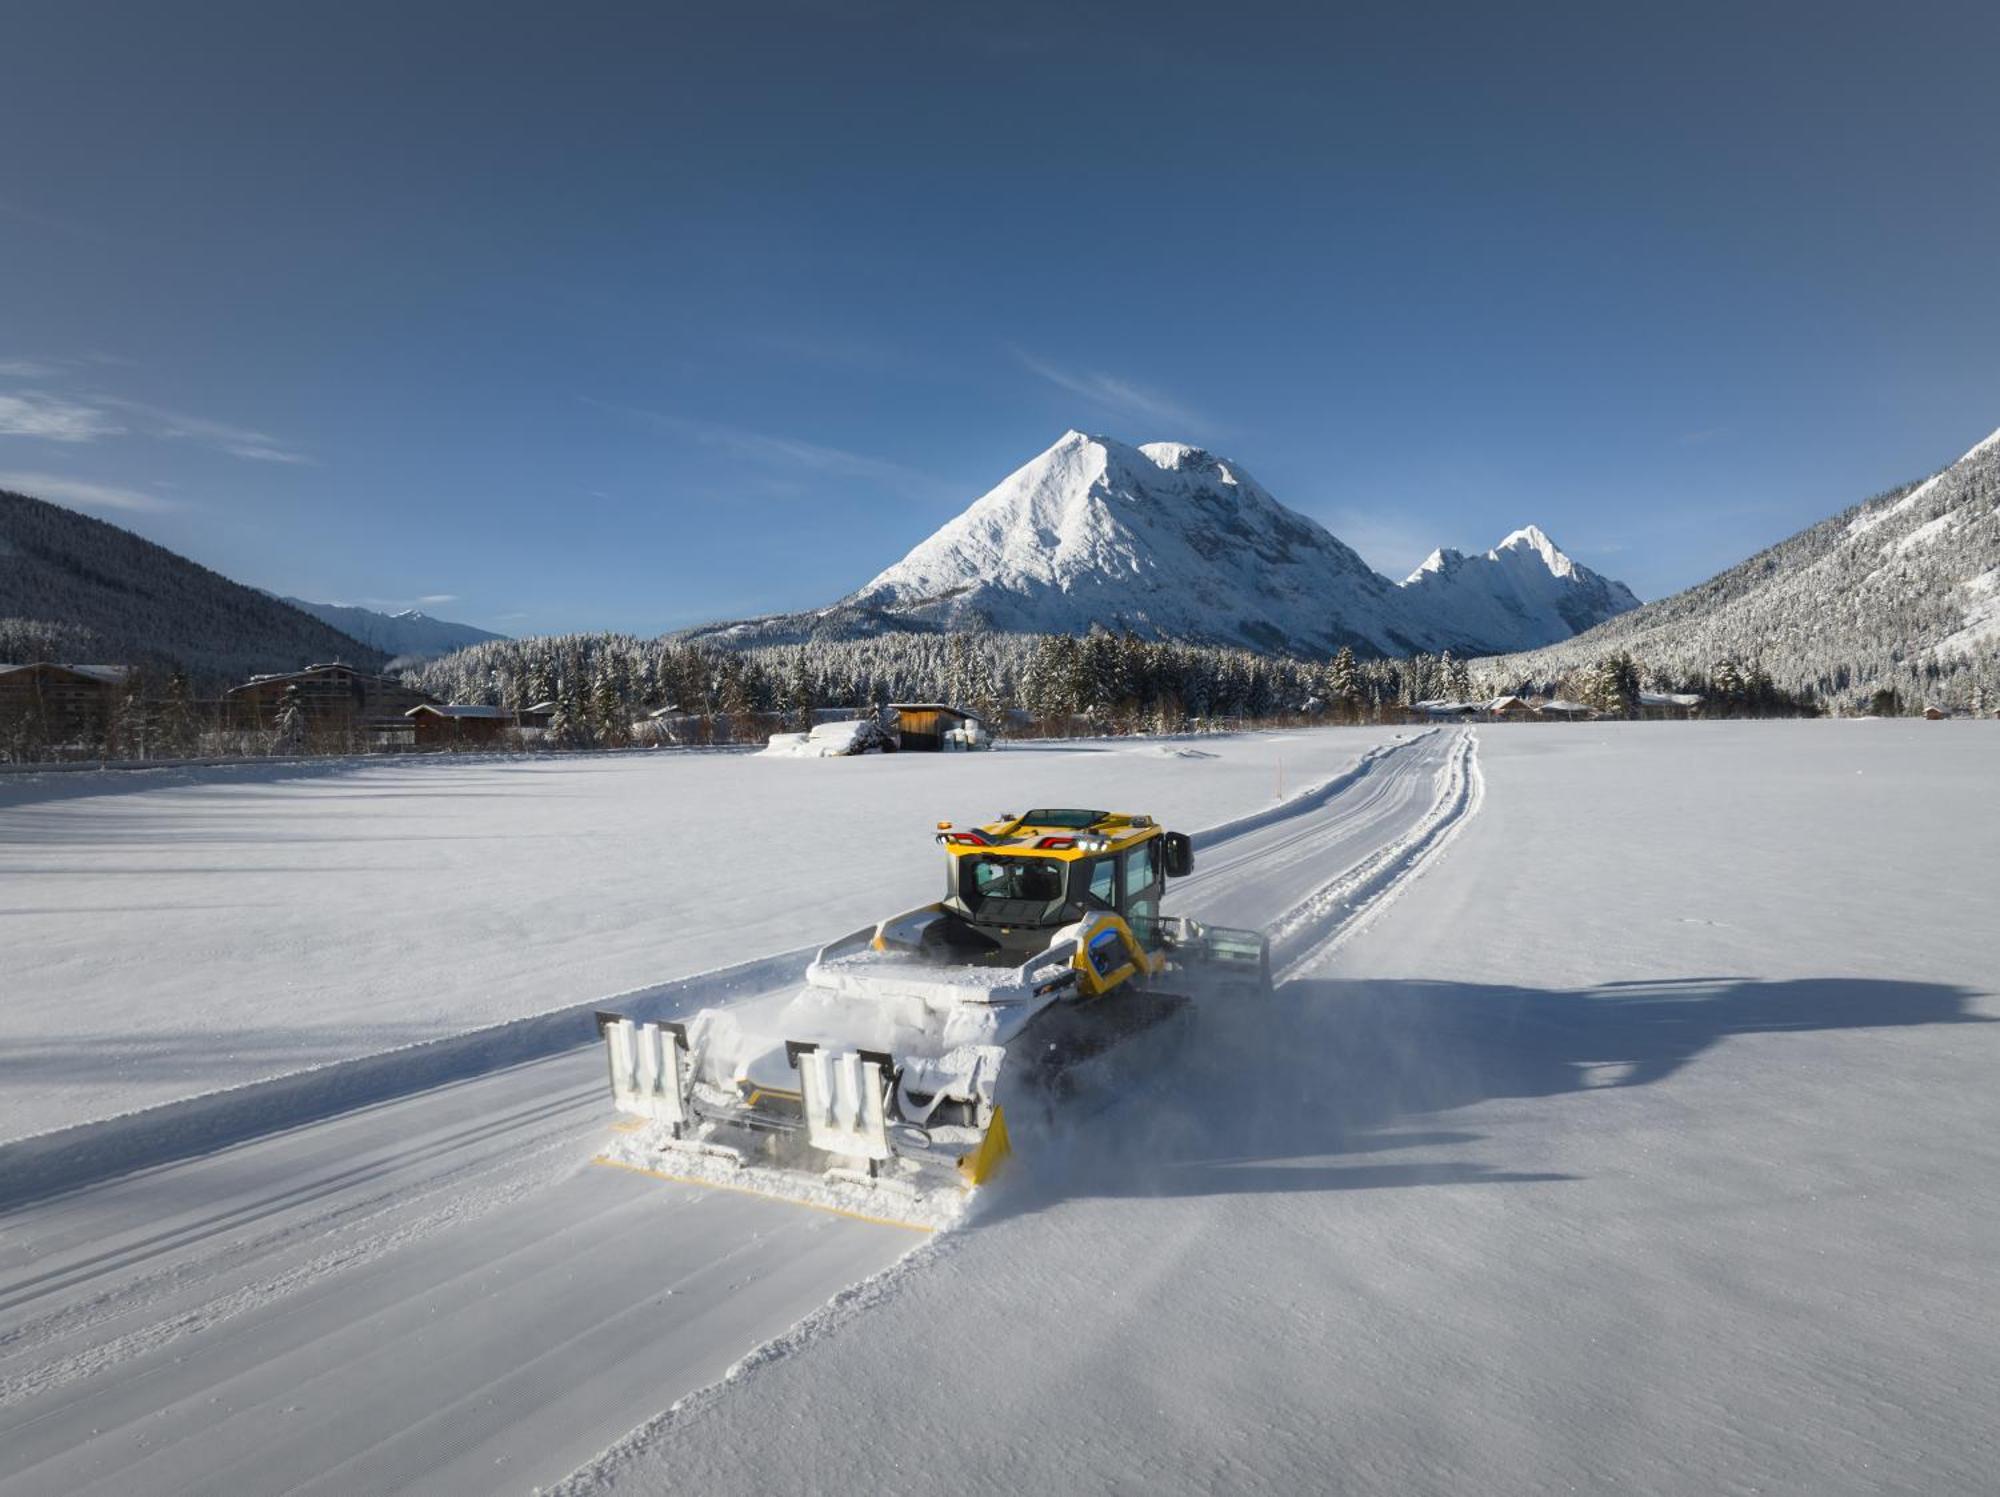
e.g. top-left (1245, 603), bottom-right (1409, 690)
top-left (929, 809), bottom-right (1217, 996)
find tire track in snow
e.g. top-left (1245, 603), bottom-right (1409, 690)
top-left (1266, 726), bottom-right (1483, 979)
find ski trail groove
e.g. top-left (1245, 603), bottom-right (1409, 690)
top-left (1268, 727), bottom-right (1483, 980)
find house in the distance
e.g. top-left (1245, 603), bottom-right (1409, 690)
top-left (0, 663), bottom-right (131, 746)
top-left (886, 702), bottom-right (991, 751)
top-left (1637, 690), bottom-right (1704, 720)
top-left (1407, 699), bottom-right (1480, 722)
top-left (1486, 695), bottom-right (1534, 719)
top-left (406, 703), bottom-right (543, 748)
top-left (226, 662), bottom-right (436, 740)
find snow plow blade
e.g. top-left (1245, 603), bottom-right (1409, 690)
top-left (594, 1009), bottom-right (1009, 1231)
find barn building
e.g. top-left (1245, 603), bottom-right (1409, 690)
top-left (886, 703), bottom-right (990, 751)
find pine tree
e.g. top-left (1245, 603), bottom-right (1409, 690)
top-left (1328, 645), bottom-right (1360, 721)
top-left (272, 685), bottom-right (306, 754)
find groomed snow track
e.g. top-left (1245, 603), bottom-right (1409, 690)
top-left (0, 729), bottom-right (1479, 1497)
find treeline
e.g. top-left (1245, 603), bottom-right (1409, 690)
top-left (0, 625), bottom-right (1879, 766)
top-left (405, 627), bottom-right (1834, 748)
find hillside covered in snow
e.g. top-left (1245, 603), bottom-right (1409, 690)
top-left (684, 432), bottom-right (1638, 658)
top-left (1490, 425), bottom-right (2000, 706)
top-left (281, 598), bottom-right (505, 661)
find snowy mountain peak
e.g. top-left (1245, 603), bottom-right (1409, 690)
top-left (1396, 522), bottom-right (1639, 652)
top-left (820, 431), bottom-right (1639, 658)
top-left (280, 598), bottom-right (506, 661)
top-left (1406, 547), bottom-right (1466, 584)
top-left (842, 430), bottom-right (1405, 655)
top-left (1492, 525), bottom-right (1577, 578)
top-left (1138, 441), bottom-right (1218, 474)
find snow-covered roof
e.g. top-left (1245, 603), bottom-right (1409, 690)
top-left (0, 662), bottom-right (131, 684)
top-left (1637, 690), bottom-right (1703, 708)
top-left (406, 703), bottom-right (516, 719)
top-left (232, 661), bottom-right (383, 691)
top-left (1537, 699), bottom-right (1594, 715)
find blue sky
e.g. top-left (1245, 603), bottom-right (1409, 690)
top-left (3, 0), bottom-right (1996, 636)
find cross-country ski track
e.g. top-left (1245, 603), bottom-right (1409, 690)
top-left (0, 728), bottom-right (1476, 1497)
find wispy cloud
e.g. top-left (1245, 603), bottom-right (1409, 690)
top-left (0, 384), bottom-right (311, 464)
top-left (0, 358), bottom-right (67, 379)
top-left (0, 392), bottom-right (125, 442)
top-left (585, 398), bottom-right (943, 500)
top-left (416, 593), bottom-right (458, 606)
top-left (99, 397), bottom-right (312, 464)
top-left (1011, 348), bottom-right (1212, 437)
top-left (0, 470), bottom-right (181, 513)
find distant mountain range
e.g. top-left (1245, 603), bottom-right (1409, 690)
top-left (0, 487), bottom-right (385, 682)
top-left (685, 431), bottom-right (1639, 657)
top-left (280, 599), bottom-right (505, 661)
top-left (1493, 425), bottom-right (2000, 700)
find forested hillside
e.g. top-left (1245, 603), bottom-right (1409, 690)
top-left (0, 488), bottom-right (383, 683)
top-left (1488, 427), bottom-right (2000, 711)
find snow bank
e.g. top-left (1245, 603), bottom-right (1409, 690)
top-left (757, 719), bottom-right (888, 757)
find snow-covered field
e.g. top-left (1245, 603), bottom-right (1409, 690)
top-left (3, 721), bottom-right (1995, 1497)
top-left (572, 721), bottom-right (2000, 1497)
top-left (0, 730), bottom-right (1399, 1144)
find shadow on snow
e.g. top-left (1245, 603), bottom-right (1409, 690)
top-left (984, 974), bottom-right (1992, 1220)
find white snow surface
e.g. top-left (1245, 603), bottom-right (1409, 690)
top-left (4, 724), bottom-right (1997, 1497)
top-left (0, 730), bottom-right (1401, 1144)
top-left (567, 722), bottom-right (2000, 1497)
top-left (842, 431), bottom-right (1637, 656)
top-left (0, 729), bottom-right (1465, 1495)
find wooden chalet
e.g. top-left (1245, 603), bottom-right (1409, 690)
top-left (406, 703), bottom-right (535, 747)
top-left (0, 663), bottom-right (131, 744)
top-left (225, 662), bottom-right (436, 734)
top-left (886, 702), bottom-right (988, 751)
